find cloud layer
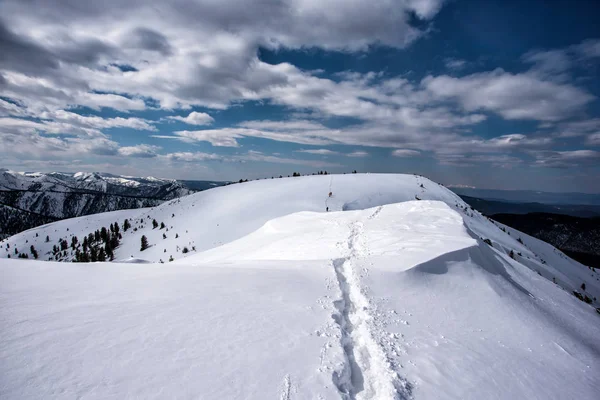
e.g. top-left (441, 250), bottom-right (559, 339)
top-left (0, 0), bottom-right (598, 185)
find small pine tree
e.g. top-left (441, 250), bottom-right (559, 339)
top-left (30, 245), bottom-right (38, 259)
top-left (169, 255), bottom-right (174, 262)
top-left (140, 235), bottom-right (149, 251)
top-left (175, 233), bottom-right (179, 238)
top-left (160, 222), bottom-right (165, 229)
top-left (98, 248), bottom-right (106, 262)
top-left (581, 283), bottom-right (586, 291)
top-left (163, 233), bottom-right (167, 239)
top-left (182, 247), bottom-right (189, 254)
top-left (152, 219), bottom-right (159, 229)
top-left (123, 219), bottom-right (131, 232)
top-left (509, 250), bottom-right (515, 259)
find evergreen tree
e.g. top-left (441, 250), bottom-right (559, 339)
top-left (98, 248), bottom-right (106, 262)
top-left (140, 235), bottom-right (149, 251)
top-left (30, 245), bottom-right (38, 259)
top-left (45, 235), bottom-right (50, 242)
top-left (152, 219), bottom-right (159, 229)
top-left (114, 221), bottom-right (120, 235)
top-left (160, 222), bottom-right (165, 229)
top-left (100, 227), bottom-right (108, 242)
top-left (123, 219), bottom-right (131, 232)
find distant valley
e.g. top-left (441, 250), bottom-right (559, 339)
top-left (455, 192), bottom-right (600, 269)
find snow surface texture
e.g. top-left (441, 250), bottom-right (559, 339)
top-left (1, 174), bottom-right (600, 399)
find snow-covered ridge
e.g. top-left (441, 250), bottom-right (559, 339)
top-left (0, 170), bottom-right (196, 239)
top-left (2, 173), bottom-right (597, 302)
top-left (0, 170), bottom-right (182, 192)
top-left (1, 175), bottom-right (599, 398)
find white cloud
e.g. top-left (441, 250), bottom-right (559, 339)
top-left (346, 151), bottom-right (369, 158)
top-left (169, 129), bottom-right (245, 147)
top-left (162, 152), bottom-right (224, 162)
top-left (392, 149), bottom-right (420, 157)
top-left (423, 69), bottom-right (595, 121)
top-left (295, 149), bottom-right (339, 155)
top-left (239, 120), bottom-right (327, 131)
top-left (575, 39), bottom-right (600, 59)
top-left (531, 150), bottom-right (600, 168)
top-left (161, 150), bottom-right (339, 168)
top-left (167, 111), bottom-right (214, 126)
top-left (0, 0), bottom-right (445, 115)
top-left (118, 144), bottom-right (161, 158)
top-left (551, 119), bottom-right (600, 138)
top-left (444, 58), bottom-right (467, 70)
top-left (586, 132), bottom-right (600, 146)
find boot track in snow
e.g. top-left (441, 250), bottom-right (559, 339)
top-left (330, 208), bottom-right (409, 400)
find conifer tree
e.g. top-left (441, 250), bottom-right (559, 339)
top-left (140, 235), bottom-right (149, 251)
top-left (30, 245), bottom-right (38, 259)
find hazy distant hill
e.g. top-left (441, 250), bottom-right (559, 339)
top-left (451, 187), bottom-right (600, 206)
top-left (459, 195), bottom-right (600, 217)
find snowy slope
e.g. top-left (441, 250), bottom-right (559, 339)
top-left (2, 174), bottom-right (598, 303)
top-left (1, 174), bottom-right (468, 263)
top-left (1, 199), bottom-right (599, 399)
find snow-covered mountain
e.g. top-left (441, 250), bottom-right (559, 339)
top-left (0, 169), bottom-right (192, 195)
top-left (1, 173), bottom-right (599, 399)
top-left (0, 169), bottom-right (223, 238)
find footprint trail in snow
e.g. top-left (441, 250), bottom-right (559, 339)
top-left (330, 207), bottom-right (410, 400)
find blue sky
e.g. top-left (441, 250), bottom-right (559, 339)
top-left (1, 0), bottom-right (599, 191)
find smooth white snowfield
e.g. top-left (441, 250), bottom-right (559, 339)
top-left (1, 174), bottom-right (600, 399)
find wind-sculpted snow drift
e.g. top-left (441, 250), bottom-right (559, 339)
top-left (1, 174), bottom-right (599, 399)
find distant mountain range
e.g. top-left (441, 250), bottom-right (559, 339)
top-left (453, 191), bottom-right (600, 268)
top-left (450, 187), bottom-right (600, 206)
top-left (0, 169), bottom-right (225, 239)
top-left (458, 195), bottom-right (600, 218)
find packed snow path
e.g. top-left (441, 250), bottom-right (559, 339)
top-left (331, 207), bottom-right (408, 400)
